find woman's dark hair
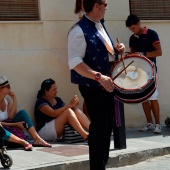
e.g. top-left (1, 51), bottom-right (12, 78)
top-left (74, 0), bottom-right (83, 14)
top-left (37, 78), bottom-right (55, 99)
top-left (125, 14), bottom-right (140, 27)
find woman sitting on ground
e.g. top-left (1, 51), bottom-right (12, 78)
top-left (0, 75), bottom-right (51, 151)
top-left (34, 78), bottom-right (90, 141)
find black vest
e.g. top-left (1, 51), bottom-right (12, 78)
top-left (71, 16), bottom-right (115, 87)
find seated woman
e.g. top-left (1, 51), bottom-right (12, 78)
top-left (0, 75), bottom-right (51, 151)
top-left (34, 78), bottom-right (90, 141)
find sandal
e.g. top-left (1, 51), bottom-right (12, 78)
top-left (32, 140), bottom-right (52, 147)
top-left (24, 143), bottom-right (33, 151)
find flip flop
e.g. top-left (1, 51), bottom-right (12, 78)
top-left (32, 140), bottom-right (52, 147)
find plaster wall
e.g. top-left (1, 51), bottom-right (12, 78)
top-left (0, 0), bottom-right (169, 127)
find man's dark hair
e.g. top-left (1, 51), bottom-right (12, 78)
top-left (125, 14), bottom-right (140, 27)
top-left (83, 0), bottom-right (103, 13)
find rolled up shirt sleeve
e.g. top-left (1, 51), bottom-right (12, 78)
top-left (68, 25), bottom-right (86, 69)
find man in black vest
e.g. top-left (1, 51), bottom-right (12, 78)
top-left (68, 0), bottom-right (125, 169)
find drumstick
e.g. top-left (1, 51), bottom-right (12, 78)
top-left (116, 38), bottom-right (127, 74)
top-left (112, 61), bottom-right (134, 80)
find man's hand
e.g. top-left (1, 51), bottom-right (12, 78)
top-left (115, 43), bottom-right (126, 55)
top-left (98, 75), bottom-right (114, 92)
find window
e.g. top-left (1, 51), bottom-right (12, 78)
top-left (0, 0), bottom-right (39, 21)
top-left (129, 0), bottom-right (170, 20)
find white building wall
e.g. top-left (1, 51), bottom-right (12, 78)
top-left (0, 0), bottom-right (169, 127)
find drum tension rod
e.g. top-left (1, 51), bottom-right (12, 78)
top-left (117, 38), bottom-right (127, 74)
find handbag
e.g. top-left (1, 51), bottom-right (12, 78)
top-left (64, 124), bottom-right (85, 143)
top-left (4, 125), bottom-right (26, 140)
top-left (3, 119), bottom-right (26, 148)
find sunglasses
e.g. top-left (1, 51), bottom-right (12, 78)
top-left (98, 2), bottom-right (107, 7)
top-left (44, 78), bottom-right (55, 86)
top-left (44, 78), bottom-right (52, 83)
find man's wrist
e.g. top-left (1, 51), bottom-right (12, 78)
top-left (94, 72), bottom-right (101, 82)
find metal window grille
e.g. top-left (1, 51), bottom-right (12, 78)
top-left (129, 0), bottom-right (170, 20)
top-left (0, 0), bottom-right (39, 21)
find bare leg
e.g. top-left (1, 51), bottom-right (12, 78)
top-left (73, 108), bottom-right (90, 130)
top-left (55, 108), bottom-right (89, 139)
top-left (27, 127), bottom-right (52, 147)
top-left (142, 101), bottom-right (153, 123)
top-left (27, 127), bottom-right (42, 141)
top-left (150, 100), bottom-right (160, 124)
top-left (8, 134), bottom-right (28, 147)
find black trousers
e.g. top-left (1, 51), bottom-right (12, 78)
top-left (79, 85), bottom-right (115, 170)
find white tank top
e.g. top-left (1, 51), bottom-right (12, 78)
top-left (0, 98), bottom-right (8, 121)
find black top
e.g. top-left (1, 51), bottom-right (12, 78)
top-left (129, 27), bottom-right (160, 68)
top-left (34, 97), bottom-right (65, 131)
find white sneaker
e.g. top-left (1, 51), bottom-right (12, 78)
top-left (139, 123), bottom-right (155, 132)
top-left (153, 124), bottom-right (161, 134)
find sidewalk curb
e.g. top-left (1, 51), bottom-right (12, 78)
top-left (107, 146), bottom-right (170, 168)
top-left (25, 147), bottom-right (170, 170)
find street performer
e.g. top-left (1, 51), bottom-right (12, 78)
top-left (68, 0), bottom-right (125, 169)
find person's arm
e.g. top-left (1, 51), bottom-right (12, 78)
top-left (145, 42), bottom-right (162, 58)
top-left (73, 62), bottom-right (114, 92)
top-left (146, 30), bottom-right (162, 58)
top-left (7, 91), bottom-right (17, 119)
top-left (1, 122), bottom-right (18, 127)
top-left (39, 95), bottom-right (80, 118)
top-left (130, 43), bottom-right (162, 58)
top-left (114, 43), bottom-right (126, 55)
top-left (1, 121), bottom-right (26, 130)
top-left (68, 26), bottom-right (104, 80)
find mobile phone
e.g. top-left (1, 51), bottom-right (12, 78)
top-left (23, 123), bottom-right (28, 129)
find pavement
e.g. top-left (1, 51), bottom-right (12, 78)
top-left (1, 125), bottom-right (170, 170)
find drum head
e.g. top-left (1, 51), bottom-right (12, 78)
top-left (111, 56), bottom-right (154, 90)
